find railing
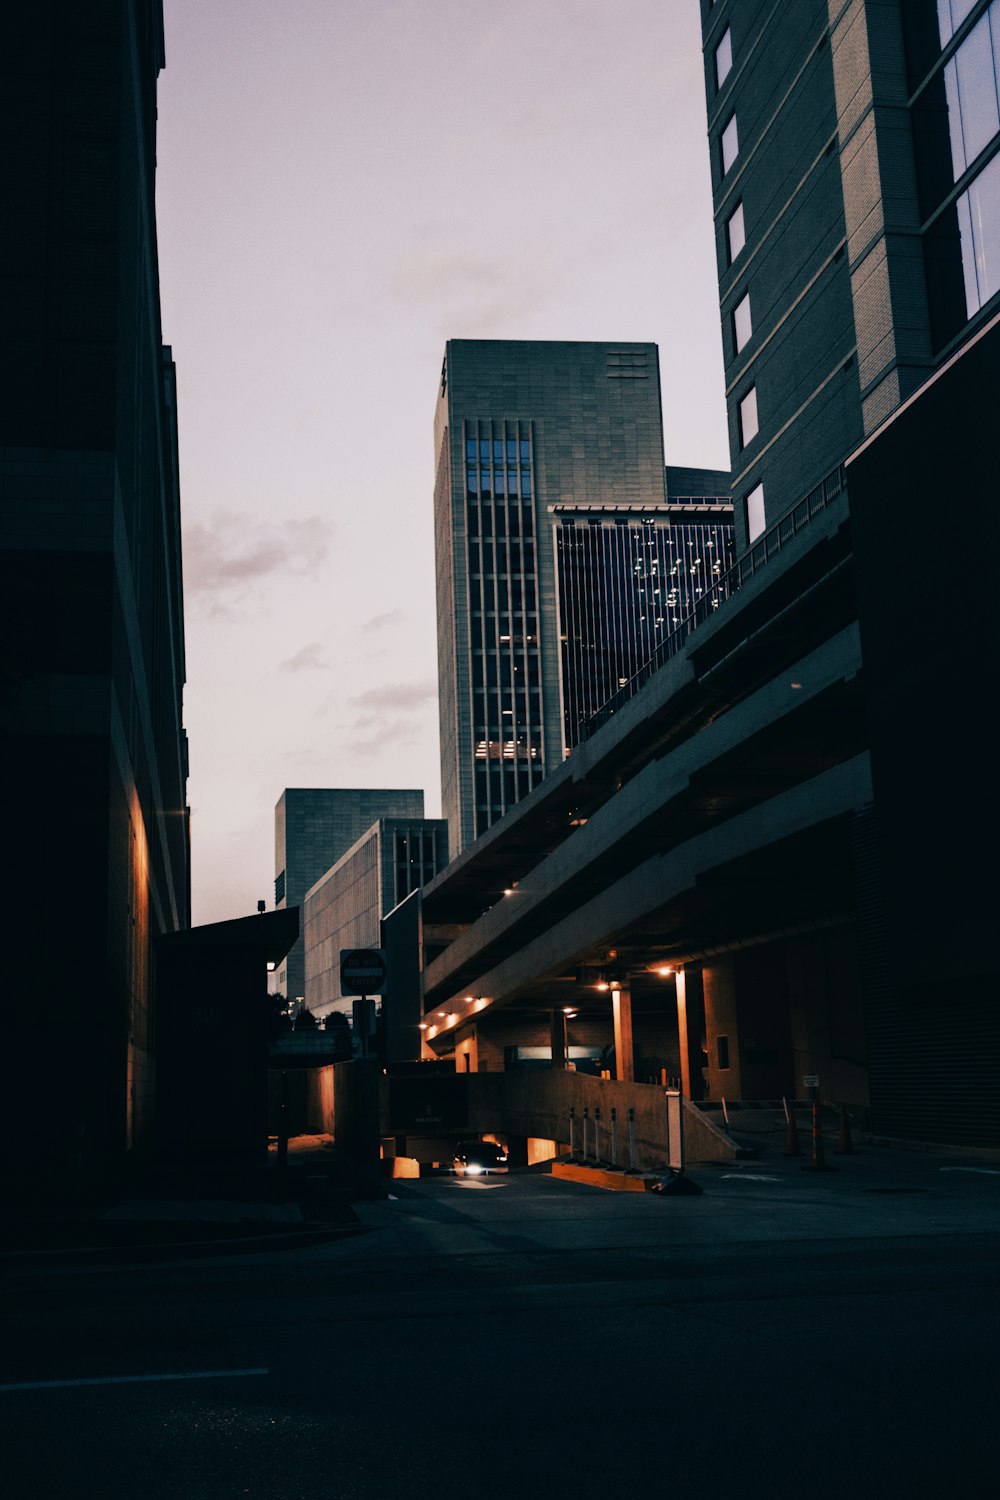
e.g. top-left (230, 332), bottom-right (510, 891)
top-left (578, 462), bottom-right (847, 740)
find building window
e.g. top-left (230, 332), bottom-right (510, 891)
top-left (733, 291), bottom-right (752, 353)
top-left (738, 386), bottom-right (759, 447)
top-left (938, 0), bottom-right (984, 46)
top-left (745, 482), bottom-right (766, 542)
top-left (721, 114), bottom-right (739, 174)
top-left (727, 201), bottom-right (746, 262)
top-left (715, 27), bottom-right (733, 89)
top-left (957, 145), bottom-right (1000, 311)
top-left (944, 4), bottom-right (1000, 179)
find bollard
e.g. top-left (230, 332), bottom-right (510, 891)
top-left (594, 1106), bottom-right (602, 1164)
top-left (802, 1096), bottom-right (835, 1172)
top-left (627, 1106), bottom-right (637, 1171)
top-left (782, 1096), bottom-right (801, 1157)
top-left (569, 1105), bottom-right (577, 1158)
top-left (582, 1106), bottom-right (589, 1163)
top-left (610, 1107), bottom-right (619, 1168)
top-left (836, 1102), bottom-right (856, 1155)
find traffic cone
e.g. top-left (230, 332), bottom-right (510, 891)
top-left (783, 1098), bottom-right (801, 1157)
top-left (836, 1103), bottom-right (856, 1155)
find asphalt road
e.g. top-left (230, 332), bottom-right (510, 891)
top-left (2, 1157), bottom-right (999, 1499)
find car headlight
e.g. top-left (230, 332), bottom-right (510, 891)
top-left (465, 1162), bottom-right (484, 1175)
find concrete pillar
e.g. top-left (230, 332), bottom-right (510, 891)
top-left (676, 965), bottom-right (706, 1101)
top-left (612, 983), bottom-right (635, 1083)
top-left (702, 957), bottom-right (742, 1100)
top-left (550, 1008), bottom-right (568, 1069)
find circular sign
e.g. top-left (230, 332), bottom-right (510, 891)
top-left (340, 948), bottom-right (388, 995)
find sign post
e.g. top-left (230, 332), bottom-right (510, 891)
top-left (340, 949), bottom-right (388, 1061)
top-left (653, 1090), bottom-right (703, 1197)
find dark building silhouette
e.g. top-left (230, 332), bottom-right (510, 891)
top-left (0, 1), bottom-right (189, 1197)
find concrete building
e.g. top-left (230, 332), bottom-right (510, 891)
top-left (434, 339), bottom-right (678, 856)
top-left (704, 0), bottom-right (1000, 547)
top-left (304, 816), bottom-right (448, 1021)
top-left (1, 0), bottom-right (190, 1198)
top-left (274, 788), bottom-right (425, 1006)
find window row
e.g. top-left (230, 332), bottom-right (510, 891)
top-left (467, 438), bottom-right (531, 463)
top-left (467, 504), bottom-right (535, 540)
top-left (469, 578), bottom-right (537, 611)
top-left (467, 470), bottom-right (532, 497)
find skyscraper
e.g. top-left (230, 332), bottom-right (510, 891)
top-left (433, 340), bottom-right (673, 855)
top-left (1, 0), bottom-right (189, 1194)
top-left (703, 0), bottom-right (1000, 544)
top-left (274, 787), bottom-right (425, 1006)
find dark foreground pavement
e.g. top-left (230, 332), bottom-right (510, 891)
top-left (2, 1147), bottom-right (999, 1499)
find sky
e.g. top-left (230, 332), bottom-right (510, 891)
top-left (155, 0), bottom-right (730, 928)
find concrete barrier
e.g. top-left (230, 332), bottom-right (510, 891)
top-left (407, 1070), bottom-right (739, 1168)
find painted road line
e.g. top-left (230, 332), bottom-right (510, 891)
top-left (0, 1368), bottom-right (269, 1393)
top-left (938, 1167), bottom-right (1000, 1176)
top-left (718, 1173), bottom-right (783, 1182)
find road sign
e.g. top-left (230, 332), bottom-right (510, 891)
top-left (340, 948), bottom-right (388, 995)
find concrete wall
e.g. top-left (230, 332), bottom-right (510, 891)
top-left (377, 1068), bottom-right (737, 1170)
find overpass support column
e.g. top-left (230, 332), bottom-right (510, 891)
top-left (550, 1008), bottom-right (568, 1069)
top-left (676, 965), bottom-right (706, 1101)
top-left (612, 983), bottom-right (635, 1083)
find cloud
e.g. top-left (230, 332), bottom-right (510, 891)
top-left (391, 247), bottom-right (553, 336)
top-left (361, 609), bottom-right (404, 634)
top-left (281, 642), bottom-right (331, 672)
top-left (184, 511), bottom-right (333, 612)
top-left (318, 679), bottom-right (437, 758)
top-left (349, 681), bottom-right (436, 715)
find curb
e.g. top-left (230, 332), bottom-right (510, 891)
top-left (551, 1162), bottom-right (655, 1192)
top-left (0, 1220), bottom-right (371, 1273)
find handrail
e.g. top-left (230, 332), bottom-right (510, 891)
top-left (577, 462), bottom-right (847, 740)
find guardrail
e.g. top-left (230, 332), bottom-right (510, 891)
top-left (578, 462), bottom-right (847, 740)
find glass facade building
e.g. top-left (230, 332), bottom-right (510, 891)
top-left (554, 476), bottom-right (733, 747)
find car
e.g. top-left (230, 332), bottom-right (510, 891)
top-left (453, 1140), bottom-right (509, 1176)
